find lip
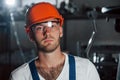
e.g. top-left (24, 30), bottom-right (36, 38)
top-left (44, 39), bottom-right (53, 43)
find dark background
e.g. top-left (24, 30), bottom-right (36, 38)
top-left (0, 0), bottom-right (120, 80)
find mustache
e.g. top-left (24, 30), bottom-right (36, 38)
top-left (42, 35), bottom-right (55, 41)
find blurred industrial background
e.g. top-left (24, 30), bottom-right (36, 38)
top-left (0, 0), bottom-right (120, 80)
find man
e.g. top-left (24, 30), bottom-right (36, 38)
top-left (10, 2), bottom-right (100, 80)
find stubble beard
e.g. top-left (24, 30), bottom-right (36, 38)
top-left (36, 37), bottom-right (61, 53)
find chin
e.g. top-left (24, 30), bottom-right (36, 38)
top-left (39, 43), bottom-right (60, 53)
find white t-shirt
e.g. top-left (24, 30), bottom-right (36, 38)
top-left (10, 53), bottom-right (100, 80)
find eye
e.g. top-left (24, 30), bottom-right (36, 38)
top-left (35, 25), bottom-right (43, 31)
top-left (51, 24), bottom-right (56, 28)
top-left (51, 22), bottom-right (58, 28)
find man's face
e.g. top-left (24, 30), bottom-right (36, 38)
top-left (31, 18), bottom-right (63, 52)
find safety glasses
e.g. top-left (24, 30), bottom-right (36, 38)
top-left (31, 21), bottom-right (60, 33)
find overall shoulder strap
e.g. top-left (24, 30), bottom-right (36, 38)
top-left (29, 60), bottom-right (40, 80)
top-left (68, 54), bottom-right (76, 80)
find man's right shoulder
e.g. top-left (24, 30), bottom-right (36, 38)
top-left (11, 63), bottom-right (30, 76)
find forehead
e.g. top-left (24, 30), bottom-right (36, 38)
top-left (40, 18), bottom-right (59, 23)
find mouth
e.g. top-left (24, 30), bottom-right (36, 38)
top-left (43, 38), bottom-right (53, 43)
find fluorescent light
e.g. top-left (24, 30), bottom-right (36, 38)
top-left (101, 7), bottom-right (109, 13)
top-left (5, 0), bottom-right (16, 6)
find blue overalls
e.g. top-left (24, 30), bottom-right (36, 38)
top-left (29, 55), bottom-right (76, 80)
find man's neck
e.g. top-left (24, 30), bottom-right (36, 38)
top-left (36, 49), bottom-right (65, 68)
top-left (36, 51), bottom-right (65, 80)
top-left (35, 48), bottom-right (66, 80)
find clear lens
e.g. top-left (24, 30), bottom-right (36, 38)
top-left (31, 21), bottom-right (59, 32)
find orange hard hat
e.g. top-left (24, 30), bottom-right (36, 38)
top-left (25, 2), bottom-right (64, 33)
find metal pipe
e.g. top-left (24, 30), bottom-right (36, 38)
top-left (116, 54), bottom-right (120, 80)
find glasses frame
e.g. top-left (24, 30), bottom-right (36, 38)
top-left (30, 20), bottom-right (60, 33)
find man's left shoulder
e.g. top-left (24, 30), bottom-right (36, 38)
top-left (74, 55), bottom-right (90, 62)
top-left (73, 55), bottom-right (93, 66)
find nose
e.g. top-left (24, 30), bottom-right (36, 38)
top-left (43, 27), bottom-right (51, 35)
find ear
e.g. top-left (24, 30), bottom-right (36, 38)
top-left (28, 31), bottom-right (35, 42)
top-left (59, 26), bottom-right (63, 38)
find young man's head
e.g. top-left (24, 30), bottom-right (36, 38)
top-left (25, 2), bottom-right (64, 52)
